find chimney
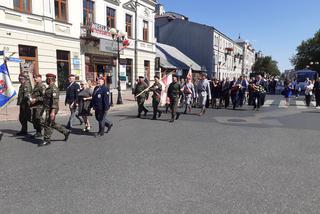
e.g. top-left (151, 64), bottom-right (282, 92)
top-left (156, 4), bottom-right (165, 15)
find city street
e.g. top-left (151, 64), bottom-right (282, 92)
top-left (1, 95), bottom-right (320, 213)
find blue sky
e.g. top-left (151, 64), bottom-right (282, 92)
top-left (158, 0), bottom-right (320, 72)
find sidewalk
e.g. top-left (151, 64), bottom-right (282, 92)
top-left (0, 89), bottom-right (143, 122)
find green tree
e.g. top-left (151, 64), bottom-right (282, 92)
top-left (252, 56), bottom-right (280, 77)
top-left (290, 30), bottom-right (320, 72)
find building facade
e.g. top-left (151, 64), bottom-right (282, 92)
top-left (155, 8), bottom-right (255, 80)
top-left (80, 0), bottom-right (157, 89)
top-left (0, 0), bottom-right (82, 90)
top-left (235, 37), bottom-right (255, 77)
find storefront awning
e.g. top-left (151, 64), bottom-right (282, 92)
top-left (156, 43), bottom-right (201, 71)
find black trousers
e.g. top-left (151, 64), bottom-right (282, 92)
top-left (305, 95), bottom-right (312, 106)
top-left (19, 103), bottom-right (31, 132)
top-left (315, 91), bottom-right (320, 106)
top-left (253, 92), bottom-right (261, 109)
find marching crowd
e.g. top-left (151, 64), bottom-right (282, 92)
top-left (2, 69), bottom-right (319, 146)
top-left (133, 73), bottom-right (269, 123)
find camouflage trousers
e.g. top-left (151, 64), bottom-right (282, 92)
top-left (41, 111), bottom-right (69, 142)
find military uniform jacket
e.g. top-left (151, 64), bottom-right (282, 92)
top-left (167, 82), bottom-right (181, 99)
top-left (30, 83), bottom-right (46, 108)
top-left (134, 82), bottom-right (148, 99)
top-left (65, 82), bottom-right (80, 105)
top-left (149, 82), bottom-right (162, 100)
top-left (90, 85), bottom-right (110, 112)
top-left (43, 85), bottom-right (60, 114)
top-left (17, 83), bottom-right (32, 106)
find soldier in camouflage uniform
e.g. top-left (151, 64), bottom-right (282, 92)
top-left (38, 73), bottom-right (71, 147)
top-left (29, 74), bottom-right (46, 138)
top-left (16, 74), bottom-right (32, 136)
top-left (149, 75), bottom-right (162, 120)
top-left (134, 76), bottom-right (149, 118)
top-left (167, 75), bottom-right (181, 123)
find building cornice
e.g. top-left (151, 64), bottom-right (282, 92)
top-left (123, 0), bottom-right (136, 12)
top-left (139, 0), bottom-right (157, 7)
top-left (104, 0), bottom-right (121, 6)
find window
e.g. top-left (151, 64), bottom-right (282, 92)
top-left (18, 45), bottom-right (38, 75)
top-left (83, 0), bottom-right (94, 25)
top-left (56, 50), bottom-right (70, 91)
top-left (55, 0), bottom-right (68, 21)
top-left (125, 14), bottom-right (132, 38)
top-left (14, 0), bottom-right (32, 13)
top-left (144, 60), bottom-right (150, 80)
top-left (107, 7), bottom-right (116, 28)
top-left (143, 20), bottom-right (148, 42)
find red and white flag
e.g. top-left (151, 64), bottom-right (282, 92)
top-left (160, 73), bottom-right (172, 106)
top-left (186, 67), bottom-right (192, 79)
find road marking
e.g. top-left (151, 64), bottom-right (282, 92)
top-left (263, 99), bottom-right (274, 107)
top-left (295, 100), bottom-right (307, 109)
top-left (279, 100), bottom-right (288, 108)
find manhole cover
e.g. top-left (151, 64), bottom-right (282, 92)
top-left (227, 119), bottom-right (247, 122)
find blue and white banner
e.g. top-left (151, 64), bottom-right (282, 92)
top-left (0, 63), bottom-right (17, 109)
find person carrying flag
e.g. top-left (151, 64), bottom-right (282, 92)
top-left (149, 75), bottom-right (162, 120)
top-left (16, 74), bottom-right (32, 136)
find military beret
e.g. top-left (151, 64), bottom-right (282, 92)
top-left (46, 73), bottom-right (56, 78)
top-left (34, 74), bottom-right (42, 78)
top-left (154, 75), bottom-right (160, 79)
top-left (18, 73), bottom-right (27, 78)
top-left (138, 76), bottom-right (144, 79)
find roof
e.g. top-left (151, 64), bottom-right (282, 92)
top-left (156, 43), bottom-right (201, 71)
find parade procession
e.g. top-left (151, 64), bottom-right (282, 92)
top-left (1, 0), bottom-right (320, 213)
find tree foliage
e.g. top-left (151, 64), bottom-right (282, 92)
top-left (252, 56), bottom-right (280, 77)
top-left (290, 30), bottom-right (320, 71)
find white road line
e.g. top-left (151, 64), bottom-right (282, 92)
top-left (279, 100), bottom-right (288, 108)
top-left (295, 100), bottom-right (307, 109)
top-left (263, 99), bottom-right (274, 107)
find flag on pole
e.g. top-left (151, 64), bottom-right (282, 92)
top-left (0, 63), bottom-right (17, 109)
top-left (187, 67), bottom-right (192, 79)
top-left (160, 73), bottom-right (173, 106)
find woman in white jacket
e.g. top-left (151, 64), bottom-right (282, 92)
top-left (305, 80), bottom-right (314, 107)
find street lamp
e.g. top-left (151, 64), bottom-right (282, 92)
top-left (110, 28), bottom-right (129, 105)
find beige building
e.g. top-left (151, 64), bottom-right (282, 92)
top-left (80, 0), bottom-right (157, 89)
top-left (0, 0), bottom-right (82, 90)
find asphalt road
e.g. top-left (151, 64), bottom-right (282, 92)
top-left (0, 95), bottom-right (320, 213)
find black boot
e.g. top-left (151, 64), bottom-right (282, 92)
top-left (169, 117), bottom-right (174, 123)
top-left (176, 112), bottom-right (180, 120)
top-left (158, 111), bottom-right (162, 118)
top-left (64, 130), bottom-right (71, 141)
top-left (38, 140), bottom-right (51, 147)
top-left (137, 113), bottom-right (141, 118)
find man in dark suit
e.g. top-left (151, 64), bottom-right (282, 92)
top-left (65, 74), bottom-right (83, 129)
top-left (90, 77), bottom-right (113, 137)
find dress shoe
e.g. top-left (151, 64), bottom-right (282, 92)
top-left (64, 130), bottom-right (71, 141)
top-left (169, 118), bottom-right (174, 123)
top-left (94, 133), bottom-right (104, 138)
top-left (106, 124), bottom-right (113, 133)
top-left (16, 131), bottom-right (28, 136)
top-left (38, 141), bottom-right (51, 147)
top-left (32, 132), bottom-right (43, 138)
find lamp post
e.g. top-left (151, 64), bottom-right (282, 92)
top-left (110, 29), bottom-right (128, 105)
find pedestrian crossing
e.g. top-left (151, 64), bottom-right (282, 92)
top-left (261, 99), bottom-right (317, 109)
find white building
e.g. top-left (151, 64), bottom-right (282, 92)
top-left (235, 36), bottom-right (255, 77)
top-left (213, 30), bottom-right (244, 80)
top-left (80, 0), bottom-right (157, 89)
top-left (0, 0), bottom-right (82, 90)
